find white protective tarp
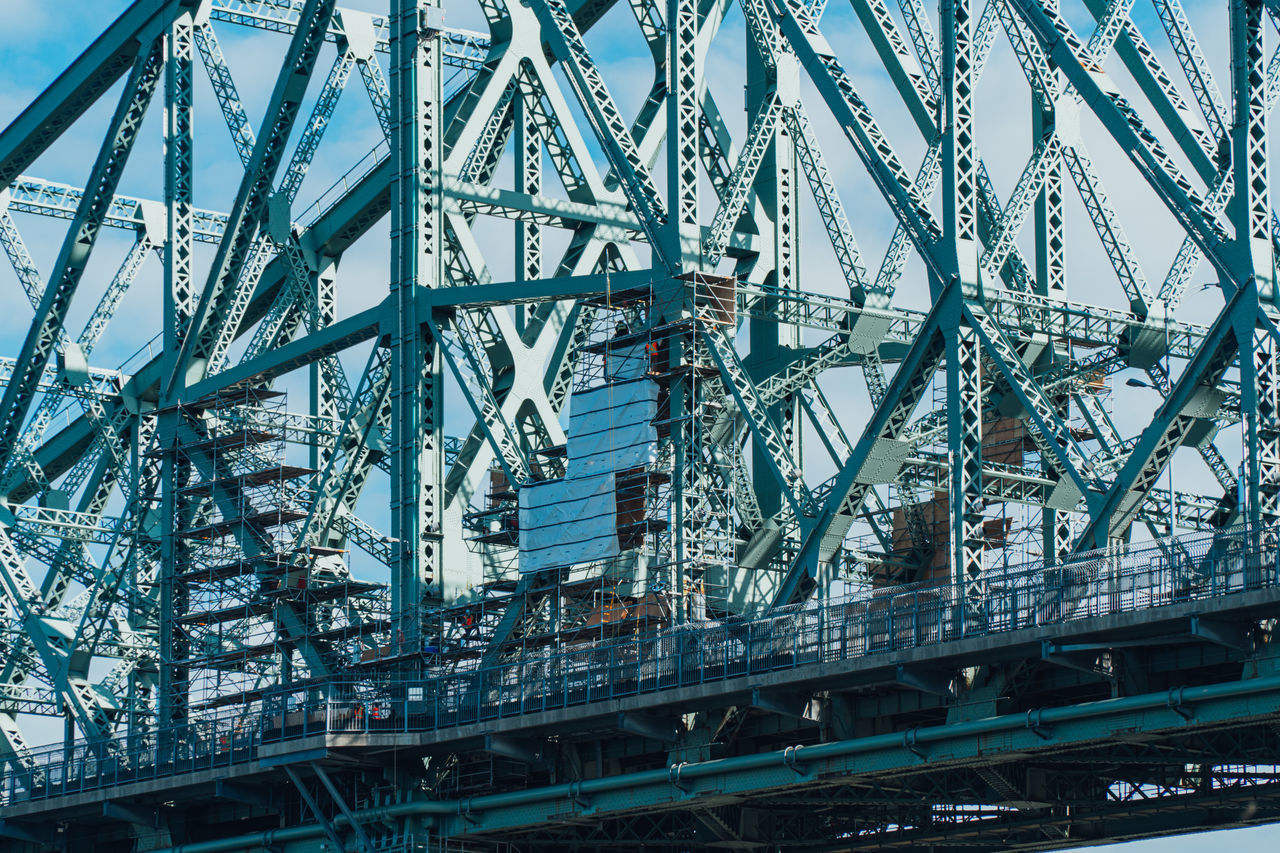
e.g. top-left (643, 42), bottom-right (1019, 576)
top-left (604, 342), bottom-right (649, 382)
top-left (568, 379), bottom-right (659, 474)
top-left (518, 471), bottom-right (619, 572)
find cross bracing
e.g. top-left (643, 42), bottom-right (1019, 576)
top-left (2, 0), bottom-right (1280, 850)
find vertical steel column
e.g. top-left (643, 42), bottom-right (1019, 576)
top-left (948, 324), bottom-right (985, 603)
top-left (771, 84), bottom-right (802, 514)
top-left (514, 80), bottom-right (542, 335)
top-left (515, 85), bottom-right (542, 284)
top-left (1032, 47), bottom-right (1065, 295)
top-left (665, 0), bottom-right (700, 266)
top-left (389, 0), bottom-right (445, 651)
top-left (941, 0), bottom-right (979, 288)
top-left (747, 15), bottom-right (803, 525)
top-left (666, 0), bottom-right (702, 618)
top-left (310, 258), bottom-right (340, 470)
top-left (1231, 0), bottom-right (1279, 526)
top-left (942, 0), bottom-right (985, 604)
top-left (1034, 0), bottom-right (1070, 563)
top-left (1247, 327), bottom-right (1280, 524)
top-left (159, 10), bottom-right (194, 736)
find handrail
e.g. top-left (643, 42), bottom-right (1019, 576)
top-left (4, 523), bottom-right (1278, 805)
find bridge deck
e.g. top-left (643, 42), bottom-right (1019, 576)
top-left (4, 526), bottom-right (1279, 819)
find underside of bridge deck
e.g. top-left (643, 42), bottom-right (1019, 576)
top-left (2, 0), bottom-right (1280, 850)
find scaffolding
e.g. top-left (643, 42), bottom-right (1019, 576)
top-left (859, 355), bottom-right (1122, 588)
top-left (159, 389), bottom-right (387, 712)
top-left (447, 275), bottom-right (745, 669)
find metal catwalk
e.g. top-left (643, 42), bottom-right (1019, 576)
top-left (0, 0), bottom-right (1279, 850)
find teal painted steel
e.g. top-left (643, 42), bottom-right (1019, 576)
top-left (1, 0), bottom-right (1279, 848)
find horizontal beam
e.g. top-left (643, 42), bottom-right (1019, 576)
top-left (7, 174), bottom-right (226, 244)
top-left (108, 670), bottom-right (1280, 850)
top-left (9, 168), bottom-right (762, 258)
top-left (428, 671), bottom-right (1280, 836)
top-left (207, 0), bottom-right (491, 67)
top-left (423, 269), bottom-right (654, 307)
top-left (183, 301), bottom-right (387, 401)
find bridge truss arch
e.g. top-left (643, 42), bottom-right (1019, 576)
top-left (1, 0), bottom-right (1280, 849)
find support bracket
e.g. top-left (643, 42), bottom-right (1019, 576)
top-left (0, 820), bottom-right (56, 844)
top-left (484, 733), bottom-right (550, 766)
top-left (102, 800), bottom-right (160, 828)
top-left (750, 686), bottom-right (819, 719)
top-left (1189, 615), bottom-right (1252, 651)
top-left (1041, 639), bottom-right (1108, 675)
top-left (894, 664), bottom-right (957, 697)
top-left (618, 711), bottom-right (680, 743)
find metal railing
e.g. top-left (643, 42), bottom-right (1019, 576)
top-left (5, 525), bottom-right (1279, 805)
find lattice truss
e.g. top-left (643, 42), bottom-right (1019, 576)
top-left (0, 0), bottom-right (1275, 767)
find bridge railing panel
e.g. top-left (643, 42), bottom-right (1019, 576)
top-left (7, 526), bottom-right (1280, 803)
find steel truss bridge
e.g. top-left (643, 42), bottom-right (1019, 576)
top-left (2, 0), bottom-right (1280, 851)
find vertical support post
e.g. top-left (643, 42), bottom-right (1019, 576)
top-left (772, 102), bottom-right (803, 523)
top-left (1032, 6), bottom-right (1070, 562)
top-left (514, 82), bottom-right (542, 335)
top-left (1033, 0), bottom-right (1066, 301)
top-left (389, 0), bottom-right (445, 652)
top-left (515, 87), bottom-right (542, 285)
top-left (165, 21), bottom-right (195, 346)
top-left (1231, 0), bottom-right (1271, 300)
top-left (310, 257), bottom-right (340, 470)
top-left (941, 0), bottom-right (985, 611)
top-left (1249, 328), bottom-right (1280, 524)
top-left (666, 0), bottom-right (700, 267)
top-left (1232, 0), bottom-right (1278, 527)
top-left (941, 0), bottom-right (978, 296)
top-left (947, 324), bottom-right (985, 609)
top-left (669, 285), bottom-right (696, 622)
top-left (747, 25), bottom-right (803, 526)
top-left (664, 0), bottom-right (702, 617)
top-left (158, 11), bottom-right (193, 741)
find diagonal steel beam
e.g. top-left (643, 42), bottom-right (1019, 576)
top-left (0, 1), bottom-right (181, 187)
top-left (701, 322), bottom-right (817, 518)
top-left (193, 21), bottom-right (258, 166)
top-left (771, 0), bottom-right (941, 273)
top-left (0, 38), bottom-right (165, 475)
top-left (529, 0), bottom-right (671, 264)
top-left (166, 0), bottom-right (340, 396)
top-left (773, 280), bottom-right (954, 606)
top-left (1005, 0), bottom-right (1234, 288)
top-left (1076, 287), bottom-right (1250, 548)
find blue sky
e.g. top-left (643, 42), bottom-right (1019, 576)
top-left (0, 1), bottom-right (1276, 849)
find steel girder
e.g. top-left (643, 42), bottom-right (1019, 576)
top-left (1, 0), bottom-right (1280, 849)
